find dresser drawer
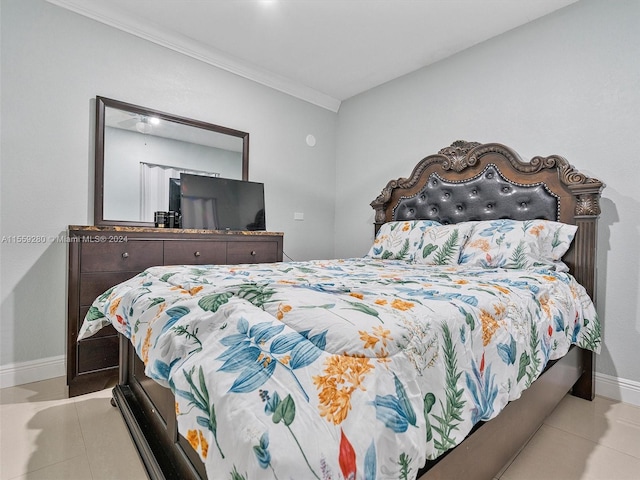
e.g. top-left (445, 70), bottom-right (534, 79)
top-left (79, 271), bottom-right (140, 306)
top-left (164, 240), bottom-right (227, 265)
top-left (80, 240), bottom-right (163, 272)
top-left (77, 335), bottom-right (119, 373)
top-left (227, 240), bottom-right (279, 264)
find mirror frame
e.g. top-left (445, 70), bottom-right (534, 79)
top-left (94, 96), bottom-right (249, 227)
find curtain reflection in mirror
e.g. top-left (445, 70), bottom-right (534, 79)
top-left (140, 163), bottom-right (219, 222)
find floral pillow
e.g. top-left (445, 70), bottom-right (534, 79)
top-left (412, 223), bottom-right (475, 266)
top-left (458, 219), bottom-right (578, 271)
top-left (367, 220), bottom-right (441, 261)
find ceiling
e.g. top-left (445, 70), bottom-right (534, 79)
top-left (47, 0), bottom-right (577, 112)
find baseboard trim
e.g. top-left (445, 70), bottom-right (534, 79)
top-left (0, 355), bottom-right (66, 389)
top-left (596, 372), bottom-right (640, 407)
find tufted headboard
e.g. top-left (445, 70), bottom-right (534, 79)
top-left (370, 141), bottom-right (604, 298)
top-left (392, 163), bottom-right (559, 224)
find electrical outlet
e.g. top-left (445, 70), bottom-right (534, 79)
top-left (294, 212), bottom-right (304, 221)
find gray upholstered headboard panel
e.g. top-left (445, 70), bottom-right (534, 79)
top-left (392, 164), bottom-right (559, 224)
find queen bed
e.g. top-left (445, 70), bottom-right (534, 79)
top-left (78, 141), bottom-right (604, 480)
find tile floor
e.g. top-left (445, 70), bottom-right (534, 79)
top-left (1, 377), bottom-right (639, 480)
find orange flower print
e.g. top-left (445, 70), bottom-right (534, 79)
top-left (359, 330), bottom-right (380, 349)
top-left (371, 325), bottom-right (392, 346)
top-left (375, 299), bottom-right (388, 306)
top-left (153, 303), bottom-right (166, 320)
top-left (276, 303), bottom-right (292, 320)
top-left (175, 402), bottom-right (180, 415)
top-left (530, 225), bottom-right (545, 236)
top-left (455, 279), bottom-right (469, 285)
top-left (186, 429), bottom-right (200, 451)
top-left (359, 326), bottom-right (392, 363)
top-left (373, 234), bottom-right (388, 245)
top-left (350, 292), bottom-right (364, 300)
top-left (109, 297), bottom-right (122, 316)
top-left (279, 354), bottom-right (291, 366)
top-left (542, 275), bottom-right (557, 282)
top-left (313, 354), bottom-right (374, 425)
top-left (479, 305), bottom-right (504, 346)
top-left (539, 294), bottom-right (552, 318)
top-left (198, 430), bottom-right (209, 459)
top-left (189, 285), bottom-right (204, 296)
top-left (492, 285), bottom-right (510, 295)
top-left (391, 299), bottom-right (414, 311)
top-left (401, 222), bottom-right (411, 232)
top-left (141, 327), bottom-right (153, 365)
top-left (186, 429), bottom-right (209, 459)
top-left (257, 352), bottom-right (273, 368)
top-left (375, 349), bottom-right (391, 365)
top-left (171, 284), bottom-right (200, 295)
top-left (469, 238), bottom-right (491, 252)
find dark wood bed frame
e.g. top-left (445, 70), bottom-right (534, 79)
top-left (110, 141), bottom-right (604, 480)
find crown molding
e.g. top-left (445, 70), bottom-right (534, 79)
top-left (45, 0), bottom-right (342, 112)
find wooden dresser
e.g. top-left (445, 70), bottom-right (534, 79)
top-left (67, 225), bottom-right (284, 397)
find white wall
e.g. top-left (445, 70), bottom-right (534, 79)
top-left (335, 0), bottom-right (640, 389)
top-left (0, 0), bottom-right (337, 372)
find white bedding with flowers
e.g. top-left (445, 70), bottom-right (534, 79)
top-left (79, 230), bottom-right (600, 480)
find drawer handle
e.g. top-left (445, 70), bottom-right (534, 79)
top-left (251, 250), bottom-right (257, 256)
top-left (194, 251), bottom-right (201, 257)
top-left (121, 252), bottom-right (129, 259)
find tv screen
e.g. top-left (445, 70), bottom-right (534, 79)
top-left (180, 174), bottom-right (266, 231)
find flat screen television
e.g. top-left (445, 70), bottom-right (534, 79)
top-left (179, 173), bottom-right (266, 231)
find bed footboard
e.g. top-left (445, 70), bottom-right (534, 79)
top-left (115, 335), bottom-right (206, 480)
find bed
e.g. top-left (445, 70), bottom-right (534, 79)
top-left (78, 140), bottom-right (604, 480)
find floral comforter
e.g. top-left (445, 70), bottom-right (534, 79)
top-left (78, 258), bottom-right (600, 480)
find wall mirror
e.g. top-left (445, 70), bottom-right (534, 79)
top-left (94, 96), bottom-right (249, 227)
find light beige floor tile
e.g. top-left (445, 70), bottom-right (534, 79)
top-left (544, 395), bottom-right (640, 459)
top-left (0, 377), bottom-right (67, 406)
top-left (501, 424), bottom-right (640, 480)
top-left (75, 393), bottom-right (148, 480)
top-left (0, 400), bottom-right (86, 479)
top-left (10, 454), bottom-right (93, 480)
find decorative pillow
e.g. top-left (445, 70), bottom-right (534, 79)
top-left (412, 223), bottom-right (475, 265)
top-left (367, 220), bottom-right (441, 261)
top-left (458, 219), bottom-right (578, 270)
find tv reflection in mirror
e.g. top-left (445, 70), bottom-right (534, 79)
top-left (179, 174), bottom-right (266, 231)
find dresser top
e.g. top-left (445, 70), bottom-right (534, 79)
top-left (69, 225), bottom-right (283, 236)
